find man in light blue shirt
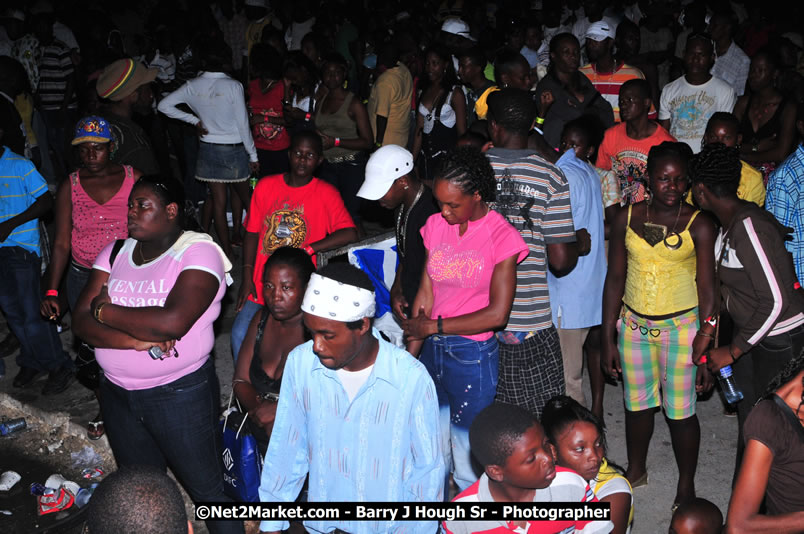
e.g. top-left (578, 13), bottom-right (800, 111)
top-left (548, 118), bottom-right (607, 405)
top-left (258, 263), bottom-right (444, 534)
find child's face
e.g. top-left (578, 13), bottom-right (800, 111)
top-left (703, 123), bottom-right (739, 148)
top-left (551, 421), bottom-right (604, 482)
top-left (501, 424), bottom-right (556, 490)
top-left (559, 129), bottom-right (593, 161)
top-left (289, 138), bottom-right (322, 179)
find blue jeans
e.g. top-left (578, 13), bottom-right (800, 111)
top-left (0, 246), bottom-right (71, 372)
top-left (66, 261), bottom-right (92, 313)
top-left (100, 359), bottom-right (242, 534)
top-left (419, 334), bottom-right (499, 491)
top-left (231, 299), bottom-right (261, 363)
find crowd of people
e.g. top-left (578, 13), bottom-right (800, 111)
top-left (2, 0), bottom-right (804, 533)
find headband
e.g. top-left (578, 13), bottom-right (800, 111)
top-left (301, 273), bottom-right (376, 322)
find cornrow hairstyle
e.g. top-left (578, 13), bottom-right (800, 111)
top-left (760, 347), bottom-right (804, 418)
top-left (263, 246), bottom-right (315, 286)
top-left (646, 141), bottom-right (693, 177)
top-left (705, 111), bottom-right (740, 135)
top-left (470, 402), bottom-right (539, 467)
top-left (434, 146), bottom-right (496, 202)
top-left (541, 395), bottom-right (608, 454)
top-left (688, 143), bottom-right (741, 198)
top-left (487, 87), bottom-right (536, 136)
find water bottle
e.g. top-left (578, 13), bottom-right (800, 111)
top-left (249, 172), bottom-right (258, 190)
top-left (0, 418), bottom-right (26, 436)
top-left (718, 365), bottom-right (744, 404)
top-left (75, 483), bottom-right (98, 508)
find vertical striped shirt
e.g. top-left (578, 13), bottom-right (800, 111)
top-left (0, 148), bottom-right (48, 255)
top-left (487, 149), bottom-right (576, 332)
top-left (259, 329), bottom-right (444, 533)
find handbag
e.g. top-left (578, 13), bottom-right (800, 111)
top-left (75, 240), bottom-right (125, 390)
top-left (220, 388), bottom-right (262, 502)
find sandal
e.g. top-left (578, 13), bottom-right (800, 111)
top-left (87, 414), bottom-right (104, 440)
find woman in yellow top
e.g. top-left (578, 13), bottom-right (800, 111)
top-left (602, 141), bottom-right (716, 510)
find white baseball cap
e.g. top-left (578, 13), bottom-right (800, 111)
top-left (585, 21), bottom-right (615, 42)
top-left (357, 145), bottom-right (414, 200)
top-left (441, 17), bottom-right (476, 42)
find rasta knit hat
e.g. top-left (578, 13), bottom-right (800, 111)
top-left (96, 58), bottom-right (157, 101)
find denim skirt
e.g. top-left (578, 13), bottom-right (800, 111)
top-left (195, 141), bottom-right (250, 183)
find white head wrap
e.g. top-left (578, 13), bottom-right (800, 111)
top-left (301, 273), bottom-right (376, 322)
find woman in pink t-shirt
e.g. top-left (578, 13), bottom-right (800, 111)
top-left (403, 146), bottom-right (529, 492)
top-left (73, 176), bottom-right (239, 534)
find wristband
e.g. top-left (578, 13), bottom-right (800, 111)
top-left (437, 315), bottom-right (444, 335)
top-left (334, 137), bottom-right (341, 147)
top-left (728, 345), bottom-right (738, 364)
top-left (535, 116), bottom-right (545, 125)
top-left (94, 302), bottom-right (106, 324)
top-left (303, 245), bottom-right (315, 256)
top-left (704, 315), bottom-right (717, 327)
top-left (304, 112), bottom-right (311, 121)
top-left (45, 289), bottom-right (59, 298)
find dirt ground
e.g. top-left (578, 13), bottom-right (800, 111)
top-left (0, 252), bottom-right (739, 534)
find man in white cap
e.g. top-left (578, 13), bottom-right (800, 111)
top-left (580, 20), bottom-right (651, 122)
top-left (258, 262), bottom-right (444, 534)
top-left (357, 145), bottom-right (438, 320)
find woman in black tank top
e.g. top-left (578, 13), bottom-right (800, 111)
top-left (233, 247), bottom-right (315, 454)
top-left (733, 49), bottom-right (798, 183)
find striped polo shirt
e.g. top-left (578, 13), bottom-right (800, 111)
top-left (37, 40), bottom-right (77, 111)
top-left (488, 149), bottom-right (576, 332)
top-left (0, 148), bottom-right (49, 255)
top-left (579, 62), bottom-right (654, 122)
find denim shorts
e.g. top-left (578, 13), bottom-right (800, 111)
top-left (195, 141), bottom-right (250, 183)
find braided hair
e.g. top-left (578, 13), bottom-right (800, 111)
top-left (688, 143), bottom-right (742, 197)
top-left (434, 146), bottom-right (496, 202)
top-left (760, 348), bottom-right (804, 417)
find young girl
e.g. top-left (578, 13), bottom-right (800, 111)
top-left (542, 395), bottom-right (633, 534)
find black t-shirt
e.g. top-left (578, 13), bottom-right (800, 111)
top-left (743, 396), bottom-right (804, 515)
top-left (399, 186), bottom-right (439, 315)
top-left (103, 112), bottom-right (160, 175)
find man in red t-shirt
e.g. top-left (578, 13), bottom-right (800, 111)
top-left (596, 79), bottom-right (676, 205)
top-left (231, 131), bottom-right (357, 362)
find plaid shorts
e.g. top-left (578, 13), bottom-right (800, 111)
top-left (618, 307), bottom-right (699, 419)
top-left (495, 326), bottom-right (565, 418)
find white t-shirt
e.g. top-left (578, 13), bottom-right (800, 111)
top-left (659, 75), bottom-right (736, 153)
top-left (336, 364), bottom-right (374, 402)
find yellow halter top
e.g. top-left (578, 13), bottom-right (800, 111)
top-left (623, 204), bottom-right (700, 316)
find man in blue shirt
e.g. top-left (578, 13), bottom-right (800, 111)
top-left (0, 145), bottom-right (73, 391)
top-left (548, 117), bottom-right (607, 406)
top-left (766, 103), bottom-right (804, 284)
top-left (258, 263), bottom-right (444, 534)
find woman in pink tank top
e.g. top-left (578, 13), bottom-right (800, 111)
top-left (40, 116), bottom-right (141, 440)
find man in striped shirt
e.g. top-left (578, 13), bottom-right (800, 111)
top-left (444, 403), bottom-right (612, 534)
top-left (486, 89), bottom-right (579, 418)
top-left (0, 145), bottom-right (73, 393)
top-left (32, 13), bottom-right (76, 177)
top-left (579, 20), bottom-right (652, 123)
